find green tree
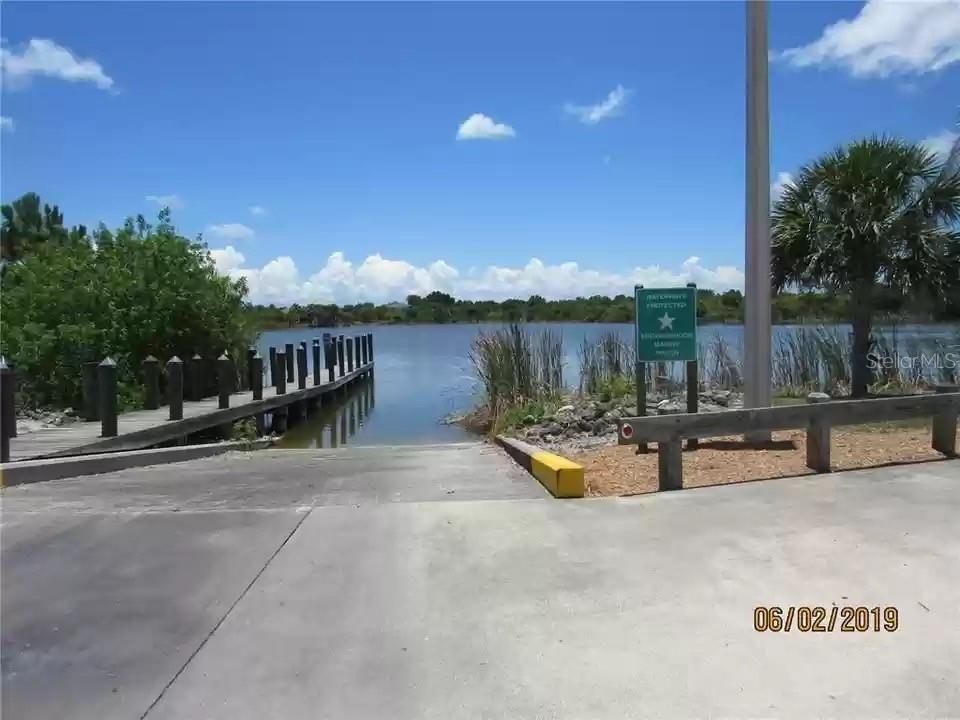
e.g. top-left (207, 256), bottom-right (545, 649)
top-left (771, 137), bottom-right (960, 396)
top-left (1, 192), bottom-right (87, 264)
top-left (1, 207), bottom-right (255, 408)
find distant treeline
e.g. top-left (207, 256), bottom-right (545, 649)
top-left (246, 288), bottom-right (960, 329)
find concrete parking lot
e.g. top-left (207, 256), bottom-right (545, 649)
top-left (2, 447), bottom-right (959, 719)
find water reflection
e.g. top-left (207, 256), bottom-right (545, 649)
top-left (273, 377), bottom-right (375, 449)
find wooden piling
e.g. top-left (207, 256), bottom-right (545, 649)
top-left (312, 339), bottom-right (321, 386)
top-left (275, 351), bottom-right (287, 395)
top-left (297, 345), bottom-right (308, 390)
top-left (167, 356), bottom-right (184, 420)
top-left (252, 353), bottom-right (264, 401)
top-left (285, 343), bottom-right (295, 382)
top-left (218, 354), bottom-right (232, 409)
top-left (99, 357), bottom-right (118, 438)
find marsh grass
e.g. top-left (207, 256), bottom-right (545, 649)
top-left (469, 324), bottom-right (564, 430)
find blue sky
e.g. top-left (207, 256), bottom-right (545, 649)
top-left (1, 1), bottom-right (958, 304)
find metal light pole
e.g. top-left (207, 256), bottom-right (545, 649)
top-left (744, 0), bottom-right (772, 442)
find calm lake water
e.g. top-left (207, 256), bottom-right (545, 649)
top-left (259, 322), bottom-right (959, 447)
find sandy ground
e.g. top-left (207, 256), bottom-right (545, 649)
top-left (572, 423), bottom-right (960, 496)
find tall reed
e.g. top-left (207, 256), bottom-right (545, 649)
top-left (469, 324), bottom-right (564, 422)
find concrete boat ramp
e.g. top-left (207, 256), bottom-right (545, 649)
top-left (2, 444), bottom-right (959, 719)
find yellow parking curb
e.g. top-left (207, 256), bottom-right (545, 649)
top-left (496, 436), bottom-right (584, 498)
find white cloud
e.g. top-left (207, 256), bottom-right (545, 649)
top-left (0, 116), bottom-right (13, 132)
top-left (210, 245), bottom-right (246, 272)
top-left (921, 129), bottom-right (959, 160)
top-left (771, 171), bottom-right (795, 201)
top-left (456, 113), bottom-right (516, 141)
top-left (145, 193), bottom-right (184, 210)
top-left (248, 205), bottom-right (268, 216)
top-left (1, 38), bottom-right (114, 90)
top-left (209, 249), bottom-right (744, 305)
top-left (206, 223), bottom-right (255, 241)
top-left (564, 85), bottom-right (630, 125)
top-left (778, 0), bottom-right (960, 78)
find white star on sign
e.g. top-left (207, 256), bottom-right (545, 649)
top-left (658, 312), bottom-right (675, 330)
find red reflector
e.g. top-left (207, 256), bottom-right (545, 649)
top-left (621, 424), bottom-right (634, 439)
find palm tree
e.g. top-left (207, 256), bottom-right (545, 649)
top-left (772, 137), bottom-right (960, 397)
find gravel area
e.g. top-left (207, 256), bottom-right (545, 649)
top-left (571, 424), bottom-right (959, 496)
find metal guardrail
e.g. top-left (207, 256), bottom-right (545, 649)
top-left (617, 387), bottom-right (960, 491)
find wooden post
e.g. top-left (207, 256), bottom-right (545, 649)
top-left (657, 439), bottom-right (683, 491)
top-left (932, 384), bottom-right (958, 457)
top-left (190, 353), bottom-right (204, 401)
top-left (337, 335), bottom-right (346, 377)
top-left (312, 339), bottom-right (321, 386)
top-left (324, 334), bottom-right (335, 382)
top-left (268, 347), bottom-right (277, 387)
top-left (635, 283), bottom-right (647, 455)
top-left (0, 359), bottom-right (14, 462)
top-left (167, 356), bottom-right (184, 420)
top-left (347, 337), bottom-right (355, 373)
top-left (218, 353), bottom-right (232, 409)
top-left (686, 359), bottom-right (699, 450)
top-left (246, 347), bottom-right (256, 391)
top-left (143, 355), bottom-right (160, 410)
top-left (252, 353), bottom-right (264, 401)
top-left (297, 345), bottom-right (308, 390)
top-left (367, 333), bottom-right (374, 362)
top-left (82, 360), bottom-right (100, 420)
top-left (285, 343), bottom-right (295, 383)
top-left (805, 392), bottom-right (831, 472)
top-left (275, 351), bottom-right (287, 395)
top-left (99, 357), bottom-right (118, 438)
top-left (635, 361), bottom-right (648, 454)
top-left (684, 283), bottom-right (699, 450)
top-left (360, 335), bottom-right (368, 366)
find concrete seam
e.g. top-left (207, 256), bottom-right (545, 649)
top-left (139, 505), bottom-right (313, 719)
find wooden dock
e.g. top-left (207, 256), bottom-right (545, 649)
top-left (6, 361), bottom-right (373, 462)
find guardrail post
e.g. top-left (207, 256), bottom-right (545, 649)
top-left (275, 350), bottom-right (287, 395)
top-left (933, 384), bottom-right (958, 457)
top-left (285, 343), bottom-right (295, 383)
top-left (252, 353), bottom-right (264, 401)
top-left (635, 360), bottom-right (648, 454)
top-left (805, 392), bottom-right (832, 472)
top-left (218, 353), bottom-right (232, 409)
top-left (189, 353), bottom-right (204, 401)
top-left (167, 356), bottom-right (184, 420)
top-left (1, 359), bottom-right (14, 462)
top-left (337, 335), bottom-right (346, 378)
top-left (686, 360), bottom-right (698, 451)
top-left (99, 357), bottom-right (118, 437)
top-left (297, 345), bottom-right (308, 390)
top-left (347, 337), bottom-right (355, 373)
top-left (143, 355), bottom-right (160, 410)
top-left (312, 339), bottom-right (321, 385)
top-left (82, 360), bottom-right (100, 420)
top-left (657, 439), bottom-right (682, 491)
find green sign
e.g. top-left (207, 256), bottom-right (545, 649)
top-left (635, 286), bottom-right (698, 362)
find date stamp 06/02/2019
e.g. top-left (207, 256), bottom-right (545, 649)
top-left (754, 606), bottom-right (900, 633)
